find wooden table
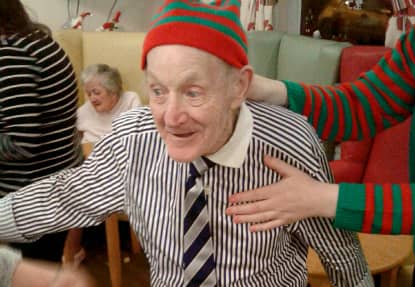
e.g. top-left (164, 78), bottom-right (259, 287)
top-left (307, 234), bottom-right (413, 287)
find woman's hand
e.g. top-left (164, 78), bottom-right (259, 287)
top-left (226, 155), bottom-right (339, 231)
top-left (246, 74), bottom-right (288, 106)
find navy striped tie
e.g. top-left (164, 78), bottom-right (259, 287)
top-left (183, 157), bottom-right (216, 286)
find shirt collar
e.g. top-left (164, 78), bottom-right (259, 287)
top-left (206, 102), bottom-right (253, 168)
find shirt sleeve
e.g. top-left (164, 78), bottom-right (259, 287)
top-left (289, 136), bottom-right (374, 286)
top-left (293, 217), bottom-right (374, 287)
top-left (0, 134), bottom-right (127, 242)
top-left (335, 182), bottom-right (415, 234)
top-left (284, 26), bottom-right (415, 142)
top-left (0, 246), bottom-right (22, 287)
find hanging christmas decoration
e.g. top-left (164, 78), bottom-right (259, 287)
top-left (63, 0), bottom-right (91, 30)
top-left (97, 0), bottom-right (121, 32)
top-left (70, 11), bottom-right (92, 29)
top-left (97, 11), bottom-right (121, 31)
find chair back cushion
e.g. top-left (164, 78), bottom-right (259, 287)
top-left (340, 45), bottom-right (391, 82)
top-left (247, 31), bottom-right (350, 85)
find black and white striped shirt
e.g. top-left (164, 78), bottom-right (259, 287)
top-left (0, 30), bottom-right (82, 195)
top-left (0, 102), bottom-right (373, 286)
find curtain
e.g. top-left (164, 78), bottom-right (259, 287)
top-left (385, 0), bottom-right (415, 47)
top-left (240, 0), bottom-right (277, 31)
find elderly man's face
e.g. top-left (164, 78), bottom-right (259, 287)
top-left (146, 45), bottom-right (244, 162)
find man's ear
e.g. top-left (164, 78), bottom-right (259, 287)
top-left (230, 65), bottom-right (253, 109)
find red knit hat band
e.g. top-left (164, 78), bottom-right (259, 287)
top-left (141, 0), bottom-right (248, 70)
top-left (141, 22), bottom-right (248, 69)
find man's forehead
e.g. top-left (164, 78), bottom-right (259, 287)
top-left (145, 67), bottom-right (212, 87)
top-left (146, 46), bottom-right (228, 80)
top-left (146, 44), bottom-right (218, 62)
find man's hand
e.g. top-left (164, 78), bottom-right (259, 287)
top-left (226, 155), bottom-right (339, 231)
top-left (246, 74), bottom-right (288, 106)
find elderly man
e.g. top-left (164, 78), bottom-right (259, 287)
top-left (0, 0), bottom-right (373, 286)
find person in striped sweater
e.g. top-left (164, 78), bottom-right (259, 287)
top-left (0, 0), bottom-right (82, 261)
top-left (226, 24), bottom-right (415, 235)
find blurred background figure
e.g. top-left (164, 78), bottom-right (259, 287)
top-left (0, 0), bottom-right (82, 261)
top-left (76, 63), bottom-right (142, 145)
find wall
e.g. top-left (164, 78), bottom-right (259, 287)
top-left (21, 0), bottom-right (162, 32)
top-left (22, 0), bottom-right (301, 34)
top-left (275, 0), bottom-right (301, 34)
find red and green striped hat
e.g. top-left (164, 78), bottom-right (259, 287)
top-left (141, 0), bottom-right (248, 69)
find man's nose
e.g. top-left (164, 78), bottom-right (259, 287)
top-left (164, 96), bottom-right (188, 126)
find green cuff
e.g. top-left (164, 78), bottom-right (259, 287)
top-left (282, 80), bottom-right (307, 113)
top-left (333, 183), bottom-right (367, 232)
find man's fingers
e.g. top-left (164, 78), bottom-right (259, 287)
top-left (264, 155), bottom-right (302, 178)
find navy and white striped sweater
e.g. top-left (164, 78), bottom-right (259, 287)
top-left (0, 30), bottom-right (82, 194)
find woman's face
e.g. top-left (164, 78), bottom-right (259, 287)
top-left (84, 77), bottom-right (119, 113)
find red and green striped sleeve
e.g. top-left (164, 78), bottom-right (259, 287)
top-left (283, 27), bottom-right (415, 235)
top-left (335, 183), bottom-right (415, 234)
top-left (284, 27), bottom-right (415, 142)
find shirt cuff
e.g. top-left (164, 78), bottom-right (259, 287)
top-left (0, 194), bottom-right (27, 242)
top-left (0, 246), bottom-right (22, 287)
top-left (333, 183), bottom-right (366, 233)
top-left (282, 80), bottom-right (307, 113)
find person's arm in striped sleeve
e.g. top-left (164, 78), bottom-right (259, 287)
top-left (0, 135), bottom-right (127, 242)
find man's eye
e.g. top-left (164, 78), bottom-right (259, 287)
top-left (187, 91), bottom-right (199, 98)
top-left (152, 89), bottom-right (162, 96)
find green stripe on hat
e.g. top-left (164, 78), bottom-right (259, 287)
top-left (153, 1), bottom-right (241, 23)
top-left (153, 15), bottom-right (247, 52)
top-left (151, 1), bottom-right (246, 50)
top-left (142, 0), bottom-right (248, 69)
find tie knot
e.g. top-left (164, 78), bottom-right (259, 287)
top-left (189, 157), bottom-right (214, 178)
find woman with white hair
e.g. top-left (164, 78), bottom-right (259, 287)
top-left (77, 63), bottom-right (142, 144)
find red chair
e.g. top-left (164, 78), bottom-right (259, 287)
top-left (329, 45), bottom-right (393, 183)
top-left (331, 117), bottom-right (411, 184)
